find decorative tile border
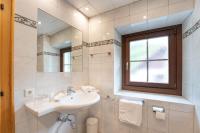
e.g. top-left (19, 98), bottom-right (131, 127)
top-left (37, 52), bottom-right (60, 56)
top-left (87, 39), bottom-right (121, 47)
top-left (83, 41), bottom-right (89, 47)
top-left (89, 39), bottom-right (114, 47)
top-left (114, 40), bottom-right (122, 47)
top-left (36, 40), bottom-right (122, 56)
top-left (14, 14), bottom-right (122, 47)
top-left (183, 19), bottom-right (200, 38)
top-left (37, 45), bottom-right (83, 56)
top-left (14, 14), bottom-right (37, 29)
top-left (72, 45), bottom-right (83, 51)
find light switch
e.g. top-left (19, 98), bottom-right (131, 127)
top-left (24, 88), bottom-right (35, 97)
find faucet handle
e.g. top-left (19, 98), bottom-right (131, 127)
top-left (67, 86), bottom-right (76, 95)
top-left (67, 86), bottom-right (73, 90)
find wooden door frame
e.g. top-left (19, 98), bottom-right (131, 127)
top-left (0, 0), bottom-right (15, 133)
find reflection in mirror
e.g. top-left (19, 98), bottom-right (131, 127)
top-left (37, 9), bottom-right (83, 72)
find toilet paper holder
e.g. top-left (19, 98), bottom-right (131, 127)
top-left (152, 106), bottom-right (165, 113)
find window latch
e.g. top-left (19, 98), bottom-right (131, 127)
top-left (0, 3), bottom-right (4, 10)
top-left (126, 62), bottom-right (129, 71)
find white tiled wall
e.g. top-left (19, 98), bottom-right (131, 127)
top-left (183, 0), bottom-right (200, 133)
top-left (89, 97), bottom-right (194, 133)
top-left (88, 1), bottom-right (196, 133)
top-left (87, 41), bottom-right (195, 133)
top-left (89, 44), bottom-right (114, 96)
top-left (14, 0), bottom-right (198, 133)
top-left (14, 21), bottom-right (38, 133)
top-left (14, 0), bottom-right (89, 133)
top-left (89, 0), bottom-right (194, 40)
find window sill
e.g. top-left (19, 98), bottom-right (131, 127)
top-left (115, 90), bottom-right (193, 105)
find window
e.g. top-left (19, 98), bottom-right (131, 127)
top-left (60, 47), bottom-right (71, 72)
top-left (122, 25), bottom-right (182, 95)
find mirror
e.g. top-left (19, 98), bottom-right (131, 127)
top-left (37, 9), bottom-right (83, 72)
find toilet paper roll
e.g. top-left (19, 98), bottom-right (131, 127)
top-left (155, 112), bottom-right (166, 120)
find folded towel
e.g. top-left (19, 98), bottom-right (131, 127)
top-left (81, 86), bottom-right (99, 93)
top-left (119, 99), bottom-right (143, 126)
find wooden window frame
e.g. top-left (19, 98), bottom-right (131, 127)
top-left (60, 47), bottom-right (72, 72)
top-left (122, 25), bottom-right (182, 95)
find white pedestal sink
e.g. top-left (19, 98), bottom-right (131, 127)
top-left (25, 89), bottom-right (100, 117)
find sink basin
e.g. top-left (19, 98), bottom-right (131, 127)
top-left (25, 89), bottom-right (100, 117)
top-left (55, 90), bottom-right (100, 113)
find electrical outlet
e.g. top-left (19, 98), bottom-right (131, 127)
top-left (24, 88), bottom-right (35, 97)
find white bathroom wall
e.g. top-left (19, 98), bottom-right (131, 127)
top-left (14, 0), bottom-right (198, 133)
top-left (182, 0), bottom-right (200, 133)
top-left (14, 0), bottom-right (89, 133)
top-left (88, 0), bottom-right (195, 101)
top-left (88, 0), bottom-right (196, 133)
top-left (89, 0), bottom-right (194, 40)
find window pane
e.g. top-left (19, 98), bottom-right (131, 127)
top-left (64, 65), bottom-right (71, 72)
top-left (148, 60), bottom-right (169, 83)
top-left (64, 52), bottom-right (71, 64)
top-left (148, 36), bottom-right (168, 60)
top-left (130, 39), bottom-right (147, 61)
top-left (130, 61), bottom-right (147, 82)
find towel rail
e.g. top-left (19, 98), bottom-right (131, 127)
top-left (90, 52), bottom-right (111, 57)
top-left (72, 55), bottom-right (82, 60)
top-left (152, 106), bottom-right (165, 113)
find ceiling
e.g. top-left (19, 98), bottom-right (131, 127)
top-left (117, 10), bottom-right (192, 35)
top-left (37, 9), bottom-right (70, 36)
top-left (66, 0), bottom-right (139, 17)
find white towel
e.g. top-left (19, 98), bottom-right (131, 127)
top-left (81, 86), bottom-right (99, 93)
top-left (119, 99), bottom-right (143, 126)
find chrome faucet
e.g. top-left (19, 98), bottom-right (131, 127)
top-left (67, 86), bottom-right (75, 95)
